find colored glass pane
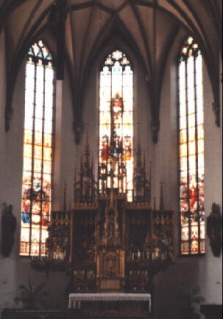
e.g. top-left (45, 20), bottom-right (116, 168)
top-left (99, 50), bottom-right (133, 201)
top-left (178, 37), bottom-right (205, 255)
top-left (20, 40), bottom-right (54, 257)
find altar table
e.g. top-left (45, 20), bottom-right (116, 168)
top-left (68, 293), bottom-right (151, 313)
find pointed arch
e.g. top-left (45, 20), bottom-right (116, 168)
top-left (178, 36), bottom-right (205, 256)
top-left (98, 49), bottom-right (134, 201)
top-left (20, 40), bottom-right (55, 257)
top-left (69, 15), bottom-right (146, 145)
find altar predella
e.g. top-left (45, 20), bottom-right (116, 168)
top-left (32, 93), bottom-right (175, 318)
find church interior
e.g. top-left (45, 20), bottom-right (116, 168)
top-left (0, 1), bottom-right (222, 318)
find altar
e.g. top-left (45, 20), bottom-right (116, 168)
top-left (68, 293), bottom-right (151, 318)
top-left (44, 111), bottom-right (174, 319)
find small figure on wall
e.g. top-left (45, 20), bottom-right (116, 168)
top-left (1, 202), bottom-right (17, 257)
top-left (207, 203), bottom-right (222, 257)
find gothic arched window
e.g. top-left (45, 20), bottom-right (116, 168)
top-left (178, 37), bottom-right (205, 255)
top-left (98, 50), bottom-right (134, 201)
top-left (20, 40), bottom-right (55, 256)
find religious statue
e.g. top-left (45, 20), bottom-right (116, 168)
top-left (207, 203), bottom-right (222, 257)
top-left (1, 203), bottom-right (17, 257)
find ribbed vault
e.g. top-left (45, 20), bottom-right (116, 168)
top-left (0, 0), bottom-right (221, 141)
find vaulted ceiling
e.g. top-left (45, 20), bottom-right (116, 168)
top-left (0, 0), bottom-right (221, 142)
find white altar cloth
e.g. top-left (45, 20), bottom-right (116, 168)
top-left (68, 293), bottom-right (151, 313)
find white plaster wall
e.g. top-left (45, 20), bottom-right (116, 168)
top-left (83, 49), bottom-right (153, 191)
top-left (0, 32), bottom-right (5, 204)
top-left (0, 54), bottom-right (25, 310)
top-left (153, 37), bottom-right (222, 319)
top-left (15, 68), bottom-right (75, 309)
top-left (82, 64), bottom-right (98, 175)
top-left (135, 60), bottom-right (153, 179)
top-left (0, 26), bottom-right (222, 317)
top-left (0, 50), bottom-right (74, 310)
top-left (198, 61), bottom-right (222, 305)
top-left (82, 44), bottom-right (207, 319)
top-left (52, 75), bottom-right (77, 212)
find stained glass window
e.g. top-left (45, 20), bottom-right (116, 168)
top-left (20, 40), bottom-right (54, 256)
top-left (99, 50), bottom-right (133, 201)
top-left (178, 37), bottom-right (205, 255)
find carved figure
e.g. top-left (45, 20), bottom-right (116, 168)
top-left (1, 203), bottom-right (17, 257)
top-left (207, 203), bottom-right (222, 257)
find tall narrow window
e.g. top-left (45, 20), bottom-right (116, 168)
top-left (98, 50), bottom-right (133, 201)
top-left (178, 37), bottom-right (205, 255)
top-left (20, 40), bottom-right (55, 256)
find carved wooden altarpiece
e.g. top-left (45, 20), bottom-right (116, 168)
top-left (38, 130), bottom-right (175, 318)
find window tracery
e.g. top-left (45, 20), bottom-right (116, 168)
top-left (99, 49), bottom-right (134, 201)
top-left (20, 40), bottom-right (55, 256)
top-left (178, 36), bottom-right (205, 255)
